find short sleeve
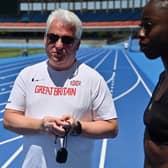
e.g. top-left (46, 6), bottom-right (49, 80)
top-left (91, 75), bottom-right (117, 120)
top-left (5, 69), bottom-right (27, 112)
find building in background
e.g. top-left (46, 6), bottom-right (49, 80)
top-left (20, 0), bottom-right (148, 12)
top-left (0, 0), bottom-right (149, 46)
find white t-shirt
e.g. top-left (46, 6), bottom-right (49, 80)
top-left (6, 60), bottom-right (117, 168)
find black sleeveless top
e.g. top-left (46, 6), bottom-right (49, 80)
top-left (144, 71), bottom-right (168, 144)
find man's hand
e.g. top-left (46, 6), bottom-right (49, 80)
top-left (41, 116), bottom-right (72, 137)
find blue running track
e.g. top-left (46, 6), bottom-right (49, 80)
top-left (0, 42), bottom-right (164, 168)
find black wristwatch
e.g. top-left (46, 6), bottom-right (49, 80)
top-left (70, 121), bottom-right (82, 136)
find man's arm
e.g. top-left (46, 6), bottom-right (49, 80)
top-left (4, 109), bottom-right (118, 139)
top-left (80, 119), bottom-right (118, 139)
top-left (63, 115), bottom-right (118, 139)
top-left (3, 109), bottom-right (68, 136)
top-left (3, 109), bottom-right (43, 134)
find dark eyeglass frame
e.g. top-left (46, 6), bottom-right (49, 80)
top-left (47, 33), bottom-right (76, 45)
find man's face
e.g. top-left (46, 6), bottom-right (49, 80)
top-left (138, 2), bottom-right (168, 59)
top-left (44, 19), bottom-right (80, 70)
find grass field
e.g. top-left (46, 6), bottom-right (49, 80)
top-left (0, 48), bottom-right (45, 58)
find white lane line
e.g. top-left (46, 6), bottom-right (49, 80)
top-left (99, 139), bottom-right (108, 168)
top-left (0, 64), bottom-right (26, 74)
top-left (84, 50), bottom-right (108, 64)
top-left (0, 102), bottom-right (7, 106)
top-left (78, 48), bottom-right (103, 60)
top-left (123, 50), bottom-right (152, 97)
top-left (0, 90), bottom-right (11, 95)
top-left (0, 135), bottom-right (23, 145)
top-left (109, 50), bottom-right (152, 102)
top-left (1, 145), bottom-right (23, 168)
top-left (99, 49), bottom-right (118, 168)
top-left (106, 49), bottom-right (118, 84)
top-left (0, 81), bottom-right (13, 87)
top-left (0, 58), bottom-right (45, 74)
top-left (0, 108), bottom-right (5, 113)
top-left (94, 49), bottom-right (113, 70)
top-left (114, 78), bottom-right (140, 101)
top-left (0, 73), bottom-right (18, 80)
top-left (99, 48), bottom-right (152, 168)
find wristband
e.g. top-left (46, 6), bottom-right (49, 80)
top-left (70, 121), bottom-right (82, 136)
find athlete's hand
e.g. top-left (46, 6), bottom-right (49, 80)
top-left (41, 116), bottom-right (68, 137)
top-left (61, 115), bottom-right (76, 128)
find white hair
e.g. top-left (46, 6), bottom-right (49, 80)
top-left (46, 9), bottom-right (82, 39)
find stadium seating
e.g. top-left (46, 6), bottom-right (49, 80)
top-left (0, 8), bottom-right (141, 23)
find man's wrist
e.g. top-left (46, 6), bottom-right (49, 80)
top-left (41, 119), bottom-right (50, 132)
top-left (70, 121), bottom-right (82, 136)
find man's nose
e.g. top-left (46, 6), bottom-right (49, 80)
top-left (55, 38), bottom-right (64, 48)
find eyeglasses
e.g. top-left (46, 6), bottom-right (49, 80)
top-left (47, 33), bottom-right (75, 45)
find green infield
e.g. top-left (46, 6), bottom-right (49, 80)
top-left (0, 48), bottom-right (45, 58)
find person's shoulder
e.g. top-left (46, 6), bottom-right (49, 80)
top-left (77, 62), bottom-right (106, 85)
top-left (22, 60), bottom-right (46, 71)
top-left (19, 60), bottom-right (47, 75)
top-left (79, 62), bottom-right (103, 78)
